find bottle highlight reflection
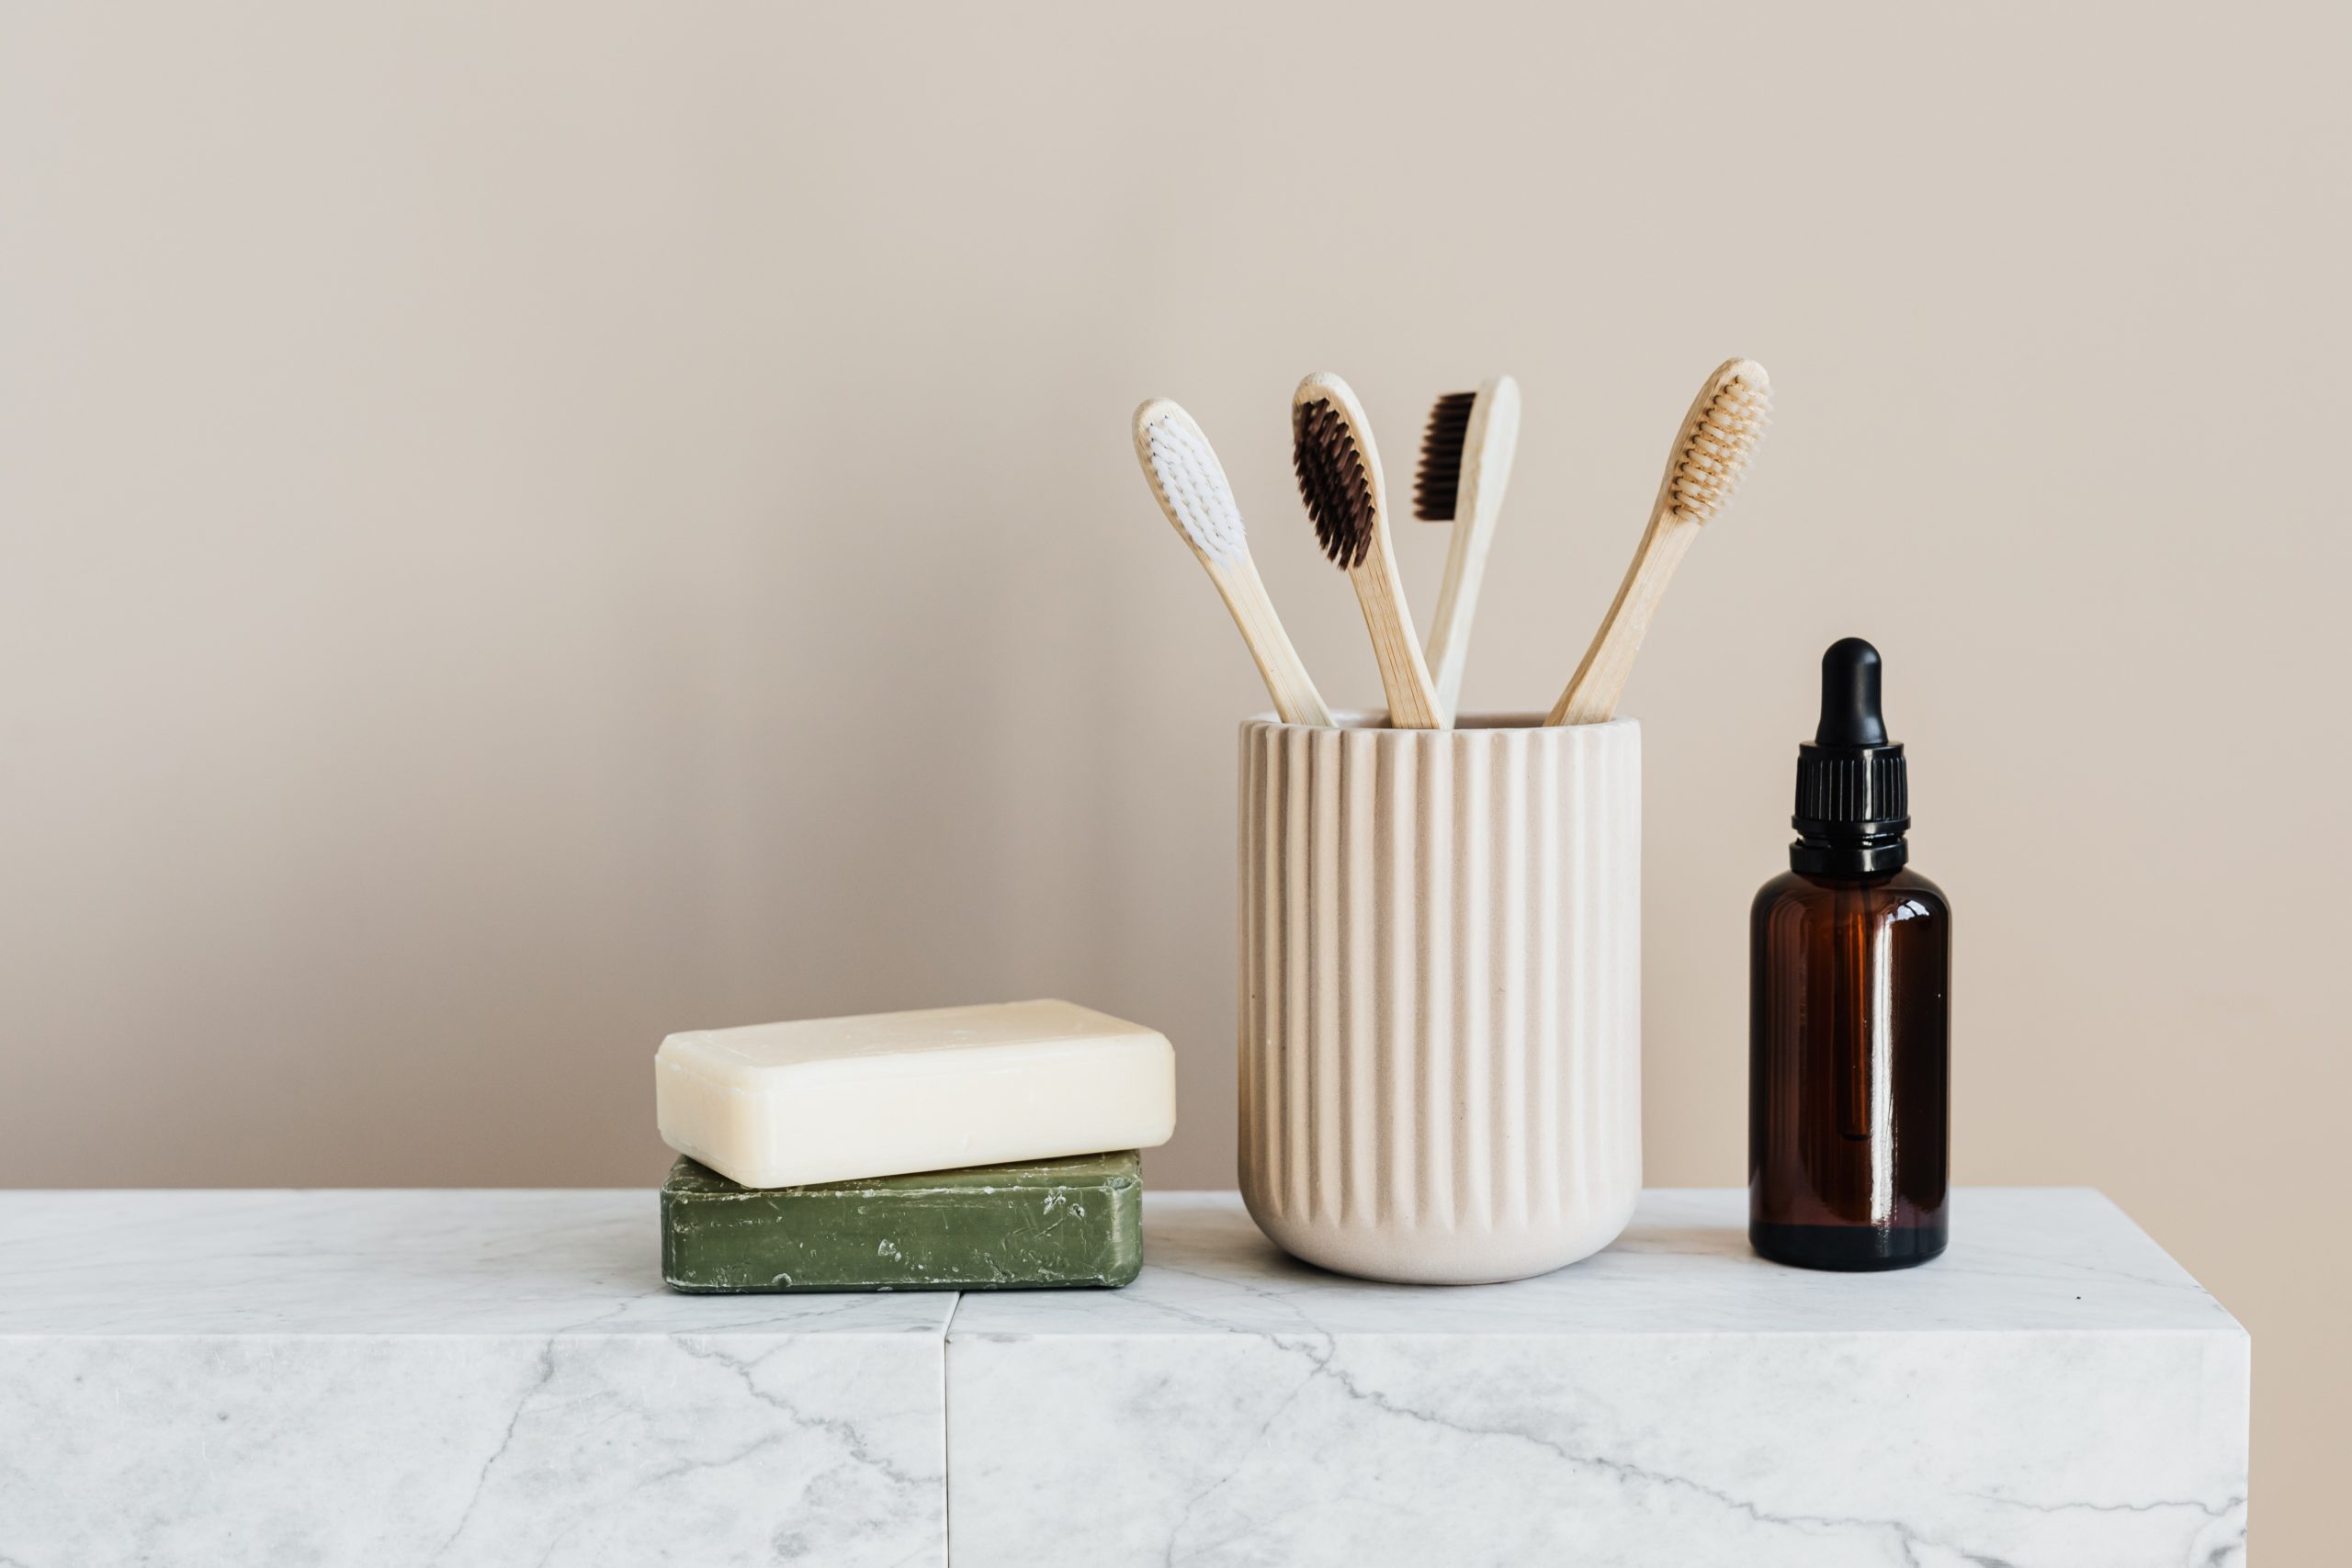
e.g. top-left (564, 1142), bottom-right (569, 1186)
top-left (1749, 638), bottom-right (1950, 1269)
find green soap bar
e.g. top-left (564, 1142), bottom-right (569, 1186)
top-left (661, 1149), bottom-right (1143, 1293)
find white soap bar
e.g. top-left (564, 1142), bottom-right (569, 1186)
top-left (654, 998), bottom-right (1177, 1190)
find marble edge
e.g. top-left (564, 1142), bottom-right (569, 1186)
top-left (2055, 1186), bottom-right (2250, 1337)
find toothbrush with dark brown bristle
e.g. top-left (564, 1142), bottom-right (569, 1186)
top-left (1547, 356), bottom-right (1771, 725)
top-left (1414, 374), bottom-right (1521, 723)
top-left (1292, 372), bottom-right (1447, 730)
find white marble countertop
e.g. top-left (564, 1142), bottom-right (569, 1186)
top-left (0, 1189), bottom-right (951, 1567)
top-left (0, 1188), bottom-right (2246, 1567)
top-left (0, 1187), bottom-right (952, 1337)
top-left (950, 1190), bottom-right (2247, 1567)
top-left (957, 1187), bottom-right (2236, 1337)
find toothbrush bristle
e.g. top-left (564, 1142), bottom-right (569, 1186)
top-left (1293, 398), bottom-right (1374, 569)
top-left (1413, 391), bottom-right (1476, 523)
top-left (1668, 360), bottom-right (1771, 523)
top-left (1142, 412), bottom-right (1247, 565)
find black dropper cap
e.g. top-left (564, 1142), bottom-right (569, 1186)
top-left (1790, 637), bottom-right (1909, 875)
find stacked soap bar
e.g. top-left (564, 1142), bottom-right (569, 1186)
top-left (662, 1150), bottom-right (1144, 1292)
top-left (654, 998), bottom-right (1174, 1293)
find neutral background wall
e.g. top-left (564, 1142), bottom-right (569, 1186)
top-left (4, 1), bottom-right (2343, 1553)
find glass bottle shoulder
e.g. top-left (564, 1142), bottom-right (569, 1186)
top-left (1752, 865), bottom-right (1949, 923)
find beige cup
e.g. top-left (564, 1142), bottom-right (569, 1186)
top-left (1238, 712), bottom-right (1642, 1283)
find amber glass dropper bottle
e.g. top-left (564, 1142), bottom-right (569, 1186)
top-left (1750, 638), bottom-right (1950, 1269)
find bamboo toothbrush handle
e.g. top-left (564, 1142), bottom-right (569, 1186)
top-left (1206, 553), bottom-right (1334, 727)
top-left (1425, 490), bottom-right (1491, 722)
top-left (1546, 511), bottom-right (1701, 726)
top-left (1424, 379), bottom-right (1516, 724)
top-left (1352, 532), bottom-right (1448, 730)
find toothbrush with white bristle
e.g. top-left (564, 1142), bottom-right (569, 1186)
top-left (1132, 399), bottom-right (1334, 727)
top-left (1547, 357), bottom-right (1772, 726)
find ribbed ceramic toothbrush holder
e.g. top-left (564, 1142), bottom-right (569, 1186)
top-left (1238, 711), bottom-right (1642, 1284)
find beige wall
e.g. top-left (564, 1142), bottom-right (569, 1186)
top-left (4, 0), bottom-right (2344, 1551)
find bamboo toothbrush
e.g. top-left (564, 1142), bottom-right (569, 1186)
top-left (1291, 373), bottom-right (1448, 730)
top-left (1414, 375), bottom-right (1522, 723)
top-left (1133, 399), bottom-right (1333, 727)
top-left (1546, 357), bottom-right (1771, 726)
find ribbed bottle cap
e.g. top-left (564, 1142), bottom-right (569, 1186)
top-left (1791, 638), bottom-right (1909, 875)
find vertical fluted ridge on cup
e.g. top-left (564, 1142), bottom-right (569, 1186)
top-left (1238, 715), bottom-right (1643, 1283)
